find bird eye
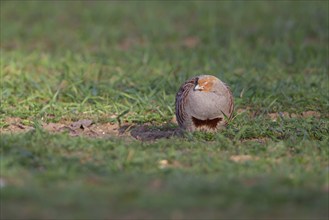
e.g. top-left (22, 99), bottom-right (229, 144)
top-left (195, 77), bottom-right (199, 85)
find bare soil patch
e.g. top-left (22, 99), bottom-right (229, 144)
top-left (1, 117), bottom-right (35, 133)
top-left (0, 109), bottom-right (323, 140)
top-left (1, 117), bottom-right (180, 141)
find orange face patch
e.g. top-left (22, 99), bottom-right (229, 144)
top-left (196, 76), bottom-right (216, 92)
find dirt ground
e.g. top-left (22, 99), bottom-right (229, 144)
top-left (0, 110), bottom-right (323, 141)
top-left (0, 117), bottom-right (180, 141)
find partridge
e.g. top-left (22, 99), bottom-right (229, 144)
top-left (175, 75), bottom-right (234, 132)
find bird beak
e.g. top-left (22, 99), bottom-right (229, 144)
top-left (194, 84), bottom-right (203, 91)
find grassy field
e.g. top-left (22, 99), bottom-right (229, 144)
top-left (1, 1), bottom-right (328, 219)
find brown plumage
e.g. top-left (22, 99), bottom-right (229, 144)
top-left (175, 75), bottom-right (234, 132)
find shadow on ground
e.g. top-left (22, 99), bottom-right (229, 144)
top-left (120, 124), bottom-right (182, 141)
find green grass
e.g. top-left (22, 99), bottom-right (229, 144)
top-left (1, 1), bottom-right (328, 219)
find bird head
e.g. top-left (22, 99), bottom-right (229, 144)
top-left (194, 75), bottom-right (217, 92)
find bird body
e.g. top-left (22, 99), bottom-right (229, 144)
top-left (175, 75), bottom-right (234, 132)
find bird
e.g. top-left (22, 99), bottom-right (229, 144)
top-left (175, 75), bottom-right (234, 132)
